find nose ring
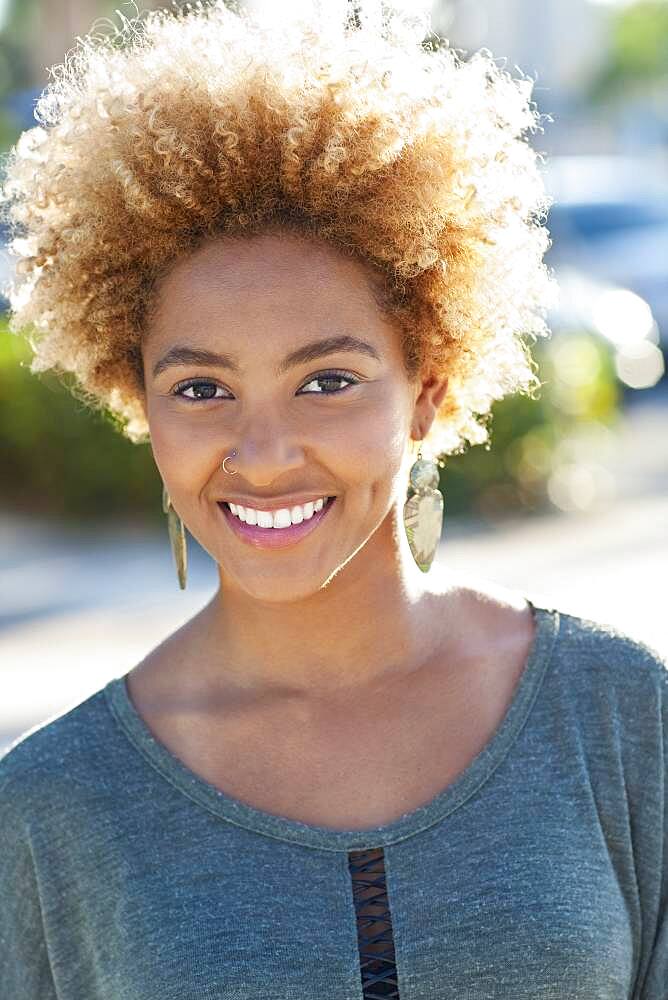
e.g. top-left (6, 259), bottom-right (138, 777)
top-left (222, 449), bottom-right (238, 475)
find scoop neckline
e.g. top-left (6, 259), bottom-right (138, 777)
top-left (104, 598), bottom-right (560, 851)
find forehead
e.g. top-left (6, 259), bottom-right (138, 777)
top-left (147, 230), bottom-right (388, 336)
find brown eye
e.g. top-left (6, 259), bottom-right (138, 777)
top-left (171, 380), bottom-right (229, 401)
top-left (298, 370), bottom-right (360, 394)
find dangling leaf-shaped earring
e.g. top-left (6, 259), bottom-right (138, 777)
top-left (162, 484), bottom-right (188, 590)
top-left (402, 443), bottom-right (444, 573)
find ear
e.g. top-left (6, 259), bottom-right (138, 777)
top-left (411, 371), bottom-right (449, 439)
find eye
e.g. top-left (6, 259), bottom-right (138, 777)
top-left (169, 369), bottom-right (361, 403)
top-left (298, 370), bottom-right (361, 395)
top-left (171, 379), bottom-right (229, 401)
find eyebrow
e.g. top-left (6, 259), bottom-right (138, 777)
top-left (151, 334), bottom-right (382, 380)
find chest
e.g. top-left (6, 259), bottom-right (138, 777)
top-left (45, 758), bottom-right (638, 1000)
top-left (130, 640), bottom-right (528, 832)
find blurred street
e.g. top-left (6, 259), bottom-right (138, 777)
top-left (2, 386), bottom-right (666, 756)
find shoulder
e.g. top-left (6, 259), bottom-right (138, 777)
top-left (538, 604), bottom-right (668, 775)
top-left (0, 682), bottom-right (115, 805)
top-left (477, 579), bottom-right (668, 690)
top-left (441, 582), bottom-right (667, 701)
top-left (553, 605), bottom-right (667, 695)
top-left (457, 582), bottom-right (667, 721)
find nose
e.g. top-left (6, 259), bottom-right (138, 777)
top-left (226, 416), bottom-right (306, 487)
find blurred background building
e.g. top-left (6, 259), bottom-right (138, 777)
top-left (1, 0), bottom-right (667, 751)
top-left (435, 0), bottom-right (668, 154)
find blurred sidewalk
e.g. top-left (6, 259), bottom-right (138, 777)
top-left (1, 386), bottom-right (667, 753)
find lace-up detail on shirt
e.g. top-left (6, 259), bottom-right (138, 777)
top-left (348, 847), bottom-right (400, 998)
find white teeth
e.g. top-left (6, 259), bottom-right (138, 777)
top-left (272, 509), bottom-right (292, 529)
top-left (290, 505), bottom-right (304, 524)
top-left (226, 497), bottom-right (330, 528)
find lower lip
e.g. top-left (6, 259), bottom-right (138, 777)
top-left (218, 498), bottom-right (336, 549)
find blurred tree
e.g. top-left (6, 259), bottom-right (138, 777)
top-left (0, 1), bottom-right (189, 144)
top-left (0, 0), bottom-right (39, 144)
top-left (587, 0), bottom-right (668, 102)
top-left (0, 0), bottom-right (170, 90)
top-left (0, 317), bottom-right (164, 524)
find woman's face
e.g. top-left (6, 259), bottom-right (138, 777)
top-left (141, 230), bottom-right (443, 603)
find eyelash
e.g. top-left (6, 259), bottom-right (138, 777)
top-left (170, 369), bottom-right (361, 402)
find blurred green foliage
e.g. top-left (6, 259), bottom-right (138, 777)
top-left (440, 332), bottom-right (621, 522)
top-left (0, 318), bottom-right (163, 525)
top-left (0, 313), bottom-right (621, 526)
top-left (587, 0), bottom-right (668, 102)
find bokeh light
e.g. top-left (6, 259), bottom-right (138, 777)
top-left (547, 461), bottom-right (617, 512)
top-left (592, 288), bottom-right (656, 347)
top-left (615, 339), bottom-right (665, 388)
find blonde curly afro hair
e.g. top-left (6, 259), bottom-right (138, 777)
top-left (0, 0), bottom-right (557, 455)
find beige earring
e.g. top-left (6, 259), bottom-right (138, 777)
top-left (162, 484), bottom-right (187, 590)
top-left (402, 439), bottom-right (444, 572)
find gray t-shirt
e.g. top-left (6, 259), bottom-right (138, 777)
top-left (1, 599), bottom-right (666, 999)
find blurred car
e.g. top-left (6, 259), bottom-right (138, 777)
top-left (543, 155), bottom-right (668, 364)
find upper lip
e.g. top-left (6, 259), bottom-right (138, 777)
top-left (218, 495), bottom-right (335, 511)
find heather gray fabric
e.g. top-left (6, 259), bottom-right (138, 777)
top-left (1, 599), bottom-right (666, 999)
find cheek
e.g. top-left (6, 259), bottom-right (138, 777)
top-left (329, 391), bottom-right (409, 488)
top-left (146, 402), bottom-right (218, 490)
top-left (356, 381), bottom-right (412, 448)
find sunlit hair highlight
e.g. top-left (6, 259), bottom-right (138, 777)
top-left (0, 0), bottom-right (557, 455)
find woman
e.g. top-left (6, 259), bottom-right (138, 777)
top-left (0, 2), bottom-right (665, 998)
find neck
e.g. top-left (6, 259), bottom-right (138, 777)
top-left (181, 502), bottom-right (458, 705)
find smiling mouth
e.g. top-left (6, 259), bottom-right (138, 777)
top-left (220, 495), bottom-right (335, 517)
top-left (217, 496), bottom-right (337, 549)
